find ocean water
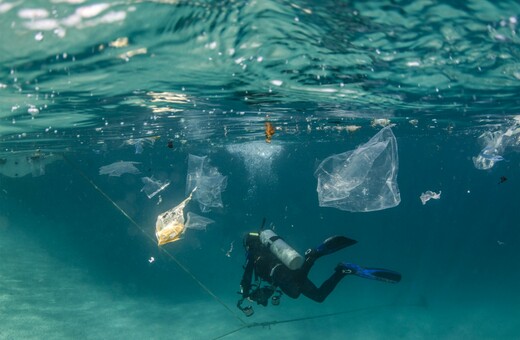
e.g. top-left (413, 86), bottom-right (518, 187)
top-left (1, 1), bottom-right (520, 339)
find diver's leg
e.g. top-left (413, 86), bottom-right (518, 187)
top-left (300, 271), bottom-right (345, 303)
top-left (271, 265), bottom-right (301, 299)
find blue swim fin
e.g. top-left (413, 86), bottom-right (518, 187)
top-left (338, 263), bottom-right (401, 284)
top-left (312, 236), bottom-right (357, 258)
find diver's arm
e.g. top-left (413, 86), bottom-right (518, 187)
top-left (240, 256), bottom-right (254, 298)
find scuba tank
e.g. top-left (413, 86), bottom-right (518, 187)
top-left (260, 229), bottom-right (304, 270)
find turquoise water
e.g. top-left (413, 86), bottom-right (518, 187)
top-left (1, 1), bottom-right (520, 339)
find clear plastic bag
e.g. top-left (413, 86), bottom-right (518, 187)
top-left (315, 126), bottom-right (400, 212)
top-left (141, 177), bottom-right (170, 199)
top-left (185, 212), bottom-right (214, 230)
top-left (185, 154), bottom-right (227, 212)
top-left (155, 189), bottom-right (195, 246)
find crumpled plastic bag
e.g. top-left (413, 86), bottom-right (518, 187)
top-left (473, 117), bottom-right (520, 170)
top-left (315, 126), bottom-right (400, 212)
top-left (472, 131), bottom-right (506, 170)
top-left (141, 177), bottom-right (170, 199)
top-left (155, 188), bottom-right (195, 246)
top-left (185, 154), bottom-right (227, 212)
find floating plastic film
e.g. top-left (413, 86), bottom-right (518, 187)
top-left (315, 126), bottom-right (400, 212)
top-left (99, 161), bottom-right (140, 177)
top-left (186, 154), bottom-right (227, 212)
top-left (185, 212), bottom-right (214, 230)
top-left (473, 117), bottom-right (520, 170)
top-left (420, 190), bottom-right (441, 205)
top-left (141, 177), bottom-right (170, 199)
top-left (155, 189), bottom-right (195, 246)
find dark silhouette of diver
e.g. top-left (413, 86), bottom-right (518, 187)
top-left (237, 230), bottom-right (401, 316)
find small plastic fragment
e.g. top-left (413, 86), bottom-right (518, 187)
top-left (420, 190), bottom-right (441, 205)
top-left (99, 161), bottom-right (140, 177)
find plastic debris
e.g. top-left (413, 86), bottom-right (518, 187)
top-left (186, 154), bottom-right (227, 212)
top-left (473, 118), bottom-right (520, 170)
top-left (185, 212), bottom-right (214, 230)
top-left (148, 257), bottom-right (155, 263)
top-left (141, 177), bottom-right (170, 199)
top-left (124, 136), bottom-right (159, 154)
top-left (315, 126), bottom-right (400, 212)
top-left (371, 118), bottom-right (391, 127)
top-left (345, 125), bottom-right (362, 133)
top-left (99, 161), bottom-right (140, 176)
top-left (265, 121), bottom-right (275, 143)
top-left (472, 131), bottom-right (505, 170)
top-left (155, 188), bottom-right (196, 246)
top-left (226, 241), bottom-right (234, 257)
top-left (420, 190), bottom-right (441, 205)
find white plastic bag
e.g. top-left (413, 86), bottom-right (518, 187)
top-left (315, 126), bottom-right (400, 212)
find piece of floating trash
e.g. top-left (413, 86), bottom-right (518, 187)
top-left (420, 190), bottom-right (441, 205)
top-left (155, 188), bottom-right (198, 246)
top-left (154, 194), bottom-right (215, 245)
top-left (109, 37), bottom-right (129, 48)
top-left (345, 125), bottom-right (362, 132)
top-left (371, 118), bottom-right (391, 127)
top-left (315, 126), bottom-right (400, 212)
top-left (99, 161), bottom-right (140, 176)
top-left (186, 155), bottom-right (227, 212)
top-left (148, 256), bottom-right (155, 263)
top-left (265, 121), bottom-right (275, 143)
top-left (498, 176), bottom-right (507, 184)
top-left (226, 241), bottom-right (234, 258)
top-left (141, 177), bottom-right (170, 199)
top-left (333, 125), bottom-right (362, 133)
top-left (497, 240), bottom-right (505, 246)
top-left (124, 136), bottom-right (159, 154)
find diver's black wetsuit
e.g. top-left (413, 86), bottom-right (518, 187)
top-left (240, 233), bottom-right (345, 303)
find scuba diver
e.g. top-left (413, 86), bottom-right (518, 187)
top-left (237, 229), bottom-right (401, 316)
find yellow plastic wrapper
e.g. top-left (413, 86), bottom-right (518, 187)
top-left (155, 188), bottom-right (196, 246)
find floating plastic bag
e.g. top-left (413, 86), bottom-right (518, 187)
top-left (99, 161), bottom-right (140, 177)
top-left (185, 212), bottom-right (214, 230)
top-left (472, 131), bottom-right (506, 170)
top-left (473, 118), bottom-right (520, 170)
top-left (155, 188), bottom-right (196, 246)
top-left (141, 177), bottom-right (170, 199)
top-left (186, 154), bottom-right (227, 212)
top-left (315, 126), bottom-right (400, 212)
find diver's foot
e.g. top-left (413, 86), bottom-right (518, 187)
top-left (336, 262), bottom-right (401, 283)
top-left (307, 236), bottom-right (357, 261)
top-left (335, 262), bottom-right (358, 275)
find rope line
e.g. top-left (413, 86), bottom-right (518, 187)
top-left (63, 154), bottom-right (247, 326)
top-left (212, 303), bottom-right (405, 339)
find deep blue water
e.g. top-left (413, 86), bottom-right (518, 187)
top-left (1, 1), bottom-right (520, 339)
